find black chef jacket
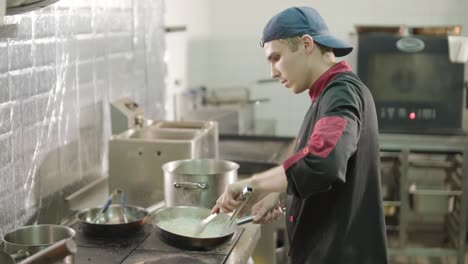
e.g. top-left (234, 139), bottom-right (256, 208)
top-left (283, 61), bottom-right (388, 264)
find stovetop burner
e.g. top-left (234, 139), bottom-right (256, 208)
top-left (71, 222), bottom-right (243, 264)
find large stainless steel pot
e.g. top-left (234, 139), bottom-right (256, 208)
top-left (2, 225), bottom-right (75, 264)
top-left (151, 206), bottom-right (253, 251)
top-left (162, 159), bottom-right (239, 208)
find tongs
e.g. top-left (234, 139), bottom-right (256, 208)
top-left (193, 186), bottom-right (253, 236)
top-left (93, 189), bottom-right (127, 224)
top-left (229, 186), bottom-right (253, 226)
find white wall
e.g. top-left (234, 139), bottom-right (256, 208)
top-left (170, 0), bottom-right (468, 136)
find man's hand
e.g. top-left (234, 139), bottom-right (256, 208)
top-left (212, 179), bottom-right (251, 214)
top-left (251, 192), bottom-right (283, 224)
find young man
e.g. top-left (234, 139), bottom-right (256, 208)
top-left (212, 6), bottom-right (388, 264)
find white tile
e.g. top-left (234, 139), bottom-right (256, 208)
top-left (21, 97), bottom-right (37, 127)
top-left (9, 69), bottom-right (33, 100)
top-left (34, 14), bottom-right (56, 39)
top-left (8, 42), bottom-right (33, 71)
top-left (0, 44), bottom-right (7, 73)
top-left (0, 133), bottom-right (12, 168)
top-left (33, 40), bottom-right (57, 67)
top-left (0, 74), bottom-right (9, 104)
top-left (35, 67), bottom-right (56, 95)
top-left (0, 102), bottom-right (12, 135)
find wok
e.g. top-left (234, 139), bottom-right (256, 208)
top-left (76, 201), bottom-right (165, 236)
top-left (151, 206), bottom-right (254, 251)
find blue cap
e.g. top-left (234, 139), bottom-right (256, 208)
top-left (261, 7), bottom-right (353, 57)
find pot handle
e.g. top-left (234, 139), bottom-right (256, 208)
top-left (173, 182), bottom-right (208, 190)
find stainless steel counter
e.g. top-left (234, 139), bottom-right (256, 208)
top-left (226, 223), bottom-right (261, 264)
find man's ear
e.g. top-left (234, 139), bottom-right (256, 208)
top-left (301, 35), bottom-right (314, 54)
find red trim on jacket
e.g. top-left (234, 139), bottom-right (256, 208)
top-left (307, 116), bottom-right (347, 158)
top-left (283, 116), bottom-right (348, 171)
top-left (309, 61), bottom-right (351, 102)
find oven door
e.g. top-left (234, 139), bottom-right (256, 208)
top-left (358, 35), bottom-right (465, 135)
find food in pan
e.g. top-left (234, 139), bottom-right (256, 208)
top-left (157, 217), bottom-right (227, 238)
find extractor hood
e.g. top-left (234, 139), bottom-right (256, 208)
top-left (6, 0), bottom-right (59, 15)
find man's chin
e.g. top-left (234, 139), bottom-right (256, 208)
top-left (291, 87), bottom-right (307, 94)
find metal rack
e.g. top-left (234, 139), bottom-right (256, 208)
top-left (380, 134), bottom-right (468, 263)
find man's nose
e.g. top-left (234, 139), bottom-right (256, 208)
top-left (270, 65), bottom-right (280, 79)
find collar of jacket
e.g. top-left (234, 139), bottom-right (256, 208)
top-left (309, 61), bottom-right (351, 102)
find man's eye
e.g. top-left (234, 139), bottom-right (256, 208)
top-left (272, 56), bottom-right (280, 61)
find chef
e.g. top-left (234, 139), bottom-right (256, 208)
top-left (212, 6), bottom-right (388, 264)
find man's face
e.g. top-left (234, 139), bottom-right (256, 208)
top-left (263, 39), bottom-right (311, 94)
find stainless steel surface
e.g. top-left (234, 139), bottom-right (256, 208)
top-left (109, 120), bottom-right (218, 207)
top-left (219, 135), bottom-right (295, 166)
top-left (151, 206), bottom-right (254, 251)
top-left (226, 223), bottom-right (261, 264)
top-left (0, 251), bottom-right (15, 264)
top-left (162, 159), bottom-right (239, 208)
top-left (110, 97), bottom-right (145, 135)
top-left (379, 133), bottom-right (467, 152)
top-left (91, 189), bottom-right (121, 224)
top-left (5, 0), bottom-right (59, 15)
top-left (76, 204), bottom-right (149, 235)
top-left (409, 184), bottom-right (462, 214)
top-left (178, 86), bottom-right (259, 135)
top-left (218, 135), bottom-right (294, 264)
top-left (235, 215), bottom-right (255, 225)
top-left (60, 174), bottom-right (260, 263)
top-left (74, 201), bottom-right (166, 236)
top-left (229, 187), bottom-right (252, 224)
top-left (381, 134), bottom-right (468, 264)
top-left (19, 239), bottom-right (77, 264)
top-left (65, 177), bottom-right (108, 212)
top-left (2, 225), bottom-right (75, 264)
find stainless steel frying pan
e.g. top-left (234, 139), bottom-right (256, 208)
top-left (151, 206), bottom-right (254, 251)
top-left (76, 202), bottom-right (164, 236)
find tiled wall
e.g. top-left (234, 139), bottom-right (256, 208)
top-left (0, 0), bottom-right (166, 237)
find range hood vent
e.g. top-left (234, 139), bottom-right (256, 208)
top-left (6, 0), bottom-right (59, 15)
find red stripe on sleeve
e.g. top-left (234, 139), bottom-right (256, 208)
top-left (308, 116), bottom-right (347, 158)
top-left (283, 116), bottom-right (347, 171)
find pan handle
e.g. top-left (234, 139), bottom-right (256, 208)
top-left (235, 215), bottom-right (255, 225)
top-left (146, 201), bottom-right (166, 215)
top-left (18, 239), bottom-right (77, 264)
top-left (173, 182), bottom-right (208, 190)
top-left (235, 206), bottom-right (286, 226)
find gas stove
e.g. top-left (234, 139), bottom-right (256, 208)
top-left (71, 223), bottom-right (243, 264)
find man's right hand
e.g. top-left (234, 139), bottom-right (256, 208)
top-left (252, 192), bottom-right (283, 224)
top-left (211, 179), bottom-right (251, 214)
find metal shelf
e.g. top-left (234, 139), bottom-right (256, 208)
top-left (382, 135), bottom-right (468, 264)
